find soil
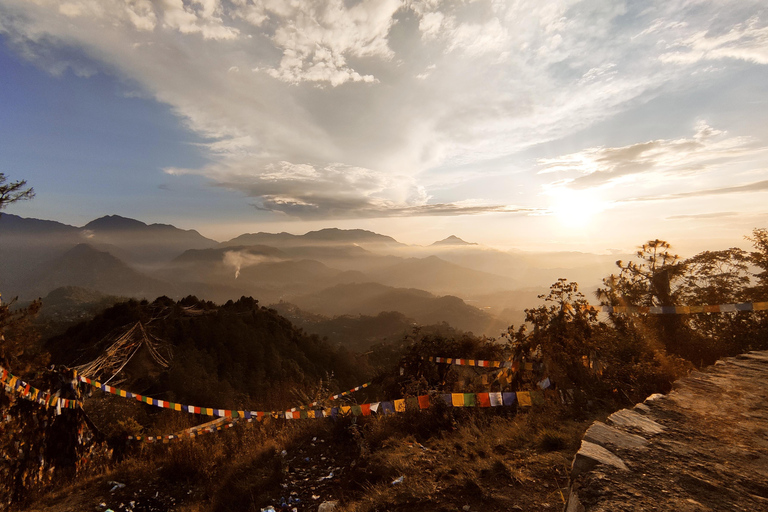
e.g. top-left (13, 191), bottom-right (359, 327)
top-left (569, 351), bottom-right (768, 512)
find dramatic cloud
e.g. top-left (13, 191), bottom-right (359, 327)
top-left (537, 122), bottom-right (766, 190)
top-left (171, 160), bottom-right (532, 218)
top-left (1, 0), bottom-right (767, 220)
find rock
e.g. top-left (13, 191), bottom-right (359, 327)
top-left (584, 421), bottom-right (649, 450)
top-left (607, 409), bottom-right (665, 435)
top-left (564, 490), bottom-right (584, 512)
top-left (564, 351), bottom-right (768, 510)
top-left (318, 501), bottom-right (338, 512)
top-left (571, 440), bottom-right (628, 478)
top-left (633, 403), bottom-right (651, 413)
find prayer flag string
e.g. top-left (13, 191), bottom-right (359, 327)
top-left (290, 381), bottom-right (372, 412)
top-left (0, 365), bottom-right (81, 411)
top-left (127, 389), bottom-right (566, 443)
top-left (581, 301), bottom-right (768, 315)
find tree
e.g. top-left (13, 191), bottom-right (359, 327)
top-left (597, 240), bottom-right (690, 357)
top-left (677, 248), bottom-right (756, 361)
top-left (598, 240), bottom-right (686, 307)
top-left (746, 228), bottom-right (768, 300)
top-left (0, 173), bottom-right (35, 214)
top-left (508, 279), bottom-right (603, 390)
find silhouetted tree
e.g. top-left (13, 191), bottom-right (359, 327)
top-left (597, 240), bottom-right (690, 357)
top-left (746, 228), bottom-right (768, 300)
top-left (0, 173), bottom-right (34, 214)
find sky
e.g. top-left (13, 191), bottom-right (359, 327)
top-left (1, 0), bottom-right (767, 254)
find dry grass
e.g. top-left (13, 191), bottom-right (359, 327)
top-left (339, 405), bottom-right (589, 512)
top-left (22, 401), bottom-right (593, 512)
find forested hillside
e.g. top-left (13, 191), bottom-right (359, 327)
top-left (45, 296), bottom-right (367, 411)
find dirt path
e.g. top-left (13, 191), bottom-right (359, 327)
top-left (566, 351), bottom-right (768, 512)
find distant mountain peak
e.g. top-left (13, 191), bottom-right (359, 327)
top-left (431, 235), bottom-right (477, 246)
top-left (84, 215), bottom-right (148, 231)
top-left (304, 228), bottom-right (400, 244)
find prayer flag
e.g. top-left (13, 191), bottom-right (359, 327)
top-left (516, 391), bottom-right (532, 407)
top-left (502, 392), bottom-right (516, 406)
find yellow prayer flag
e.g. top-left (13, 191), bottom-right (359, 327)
top-left (394, 399), bottom-right (406, 412)
top-left (516, 391), bottom-right (532, 407)
top-left (451, 393), bottom-right (465, 407)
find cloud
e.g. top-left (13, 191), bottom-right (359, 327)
top-left (666, 212), bottom-right (739, 220)
top-left (184, 159), bottom-right (534, 218)
top-left (623, 179), bottom-right (768, 203)
top-left (537, 122), bottom-right (765, 189)
top-left (1, 0), bottom-right (767, 221)
top-left (660, 15), bottom-right (768, 65)
top-left (257, 0), bottom-right (401, 86)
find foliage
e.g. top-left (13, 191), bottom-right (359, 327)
top-left (46, 295), bottom-right (369, 414)
top-left (0, 173), bottom-right (34, 213)
top-left (746, 228), bottom-right (768, 298)
top-left (594, 234), bottom-right (768, 364)
top-left (599, 239), bottom-right (686, 307)
top-left (508, 279), bottom-right (602, 390)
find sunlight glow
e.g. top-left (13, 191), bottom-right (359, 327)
top-left (546, 187), bottom-right (608, 228)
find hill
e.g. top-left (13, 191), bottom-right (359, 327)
top-left (290, 282), bottom-right (506, 336)
top-left (223, 227), bottom-right (402, 249)
top-left (0, 214), bottom-right (82, 296)
top-left (82, 215), bottom-right (218, 266)
top-left (269, 304), bottom-right (471, 352)
top-left (430, 235), bottom-right (477, 246)
top-left (369, 255), bottom-right (517, 296)
top-left (26, 244), bottom-right (170, 300)
top-left (45, 296), bottom-right (367, 410)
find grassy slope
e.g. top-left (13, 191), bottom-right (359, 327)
top-left (25, 403), bottom-right (593, 512)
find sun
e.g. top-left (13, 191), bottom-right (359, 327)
top-left (546, 187), bottom-right (607, 228)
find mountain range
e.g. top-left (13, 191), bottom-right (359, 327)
top-left (0, 213), bottom-right (626, 340)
